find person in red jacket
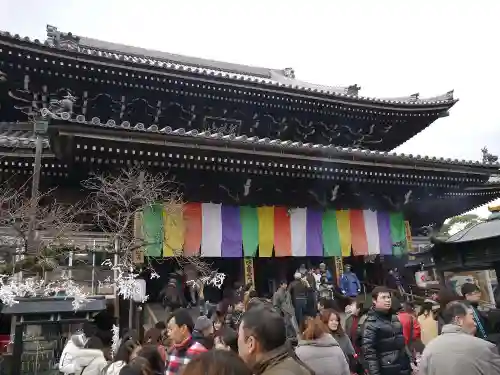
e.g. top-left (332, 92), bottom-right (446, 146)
top-left (397, 302), bottom-right (421, 345)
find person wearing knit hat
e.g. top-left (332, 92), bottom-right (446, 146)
top-left (192, 316), bottom-right (215, 349)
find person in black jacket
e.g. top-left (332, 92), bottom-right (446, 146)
top-left (461, 283), bottom-right (489, 340)
top-left (289, 272), bottom-right (310, 328)
top-left (361, 286), bottom-right (411, 375)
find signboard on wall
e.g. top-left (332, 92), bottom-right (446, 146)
top-left (244, 257), bottom-right (254, 287)
top-left (404, 221), bottom-right (413, 251)
top-left (334, 256), bottom-right (344, 285)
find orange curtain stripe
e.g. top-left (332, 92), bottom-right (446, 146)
top-left (183, 203), bottom-right (202, 255)
top-left (274, 207), bottom-right (291, 257)
top-left (350, 209), bottom-right (369, 256)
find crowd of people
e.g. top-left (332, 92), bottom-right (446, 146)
top-left (57, 270), bottom-right (500, 375)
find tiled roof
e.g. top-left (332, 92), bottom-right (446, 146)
top-left (440, 216), bottom-right (500, 243)
top-left (0, 26), bottom-right (457, 108)
top-left (0, 122), bottom-right (50, 148)
top-left (57, 113), bottom-right (499, 170)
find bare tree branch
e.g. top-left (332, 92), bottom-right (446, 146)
top-left (0, 183), bottom-right (85, 274)
top-left (82, 167), bottom-right (212, 276)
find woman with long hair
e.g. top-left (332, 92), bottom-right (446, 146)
top-left (142, 328), bottom-right (167, 362)
top-left (320, 309), bottom-right (356, 359)
top-left (136, 345), bottom-right (165, 375)
top-left (295, 316), bottom-right (350, 375)
top-left (104, 338), bottom-right (141, 375)
top-left (118, 356), bottom-right (153, 375)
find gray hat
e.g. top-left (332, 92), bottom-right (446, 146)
top-left (194, 316), bottom-right (213, 332)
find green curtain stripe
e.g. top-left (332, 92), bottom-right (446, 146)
top-left (142, 204), bottom-right (164, 257)
top-left (322, 210), bottom-right (342, 257)
top-left (389, 212), bottom-right (406, 257)
top-left (240, 206), bottom-right (259, 257)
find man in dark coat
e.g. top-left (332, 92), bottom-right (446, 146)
top-left (361, 286), bottom-right (411, 375)
top-left (461, 283), bottom-right (489, 340)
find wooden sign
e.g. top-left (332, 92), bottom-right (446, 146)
top-left (334, 256), bottom-right (344, 285)
top-left (404, 221), bottom-right (413, 251)
top-left (243, 257), bottom-right (254, 287)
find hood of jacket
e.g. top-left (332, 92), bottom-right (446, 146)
top-left (298, 333), bottom-right (340, 348)
top-left (441, 324), bottom-right (467, 335)
top-left (76, 348), bottom-right (105, 367)
top-left (71, 333), bottom-right (87, 348)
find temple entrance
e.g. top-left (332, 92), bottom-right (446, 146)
top-left (253, 257), bottom-right (327, 297)
top-left (146, 258), bottom-right (243, 303)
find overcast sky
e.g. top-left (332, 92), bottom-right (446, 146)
top-left (2, 0), bottom-right (499, 217)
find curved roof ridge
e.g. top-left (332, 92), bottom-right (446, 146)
top-left (0, 25), bottom-right (458, 107)
top-left (380, 91), bottom-right (455, 103)
top-left (76, 35), bottom-right (276, 79)
top-left (269, 69), bottom-right (359, 96)
top-left (36, 113), bottom-right (499, 170)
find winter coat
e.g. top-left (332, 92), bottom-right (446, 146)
top-left (418, 324), bottom-right (500, 375)
top-left (252, 345), bottom-right (313, 375)
top-left (361, 308), bottom-right (411, 375)
top-left (417, 314), bottom-right (438, 346)
top-left (397, 312), bottom-right (421, 345)
top-left (273, 288), bottom-right (295, 317)
top-left (470, 304), bottom-right (489, 340)
top-left (332, 333), bottom-right (355, 357)
top-left (59, 334), bottom-right (87, 374)
top-left (340, 272), bottom-right (360, 297)
top-left (104, 361), bottom-right (125, 375)
top-left (289, 280), bottom-right (308, 300)
top-left (74, 348), bottom-right (108, 375)
top-left (296, 334), bottom-right (350, 375)
top-left (345, 314), bottom-right (361, 353)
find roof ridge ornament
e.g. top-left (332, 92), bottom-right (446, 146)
top-left (46, 25), bottom-right (80, 50)
top-left (282, 68), bottom-right (295, 79)
top-left (481, 146), bottom-right (498, 164)
top-left (347, 85), bottom-right (360, 96)
top-left (425, 90), bottom-right (455, 102)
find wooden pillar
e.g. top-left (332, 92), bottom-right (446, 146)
top-left (334, 256), bottom-right (344, 285)
top-left (27, 120), bottom-right (48, 252)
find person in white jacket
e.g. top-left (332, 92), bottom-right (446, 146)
top-left (59, 333), bottom-right (88, 374)
top-left (74, 337), bottom-right (109, 375)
